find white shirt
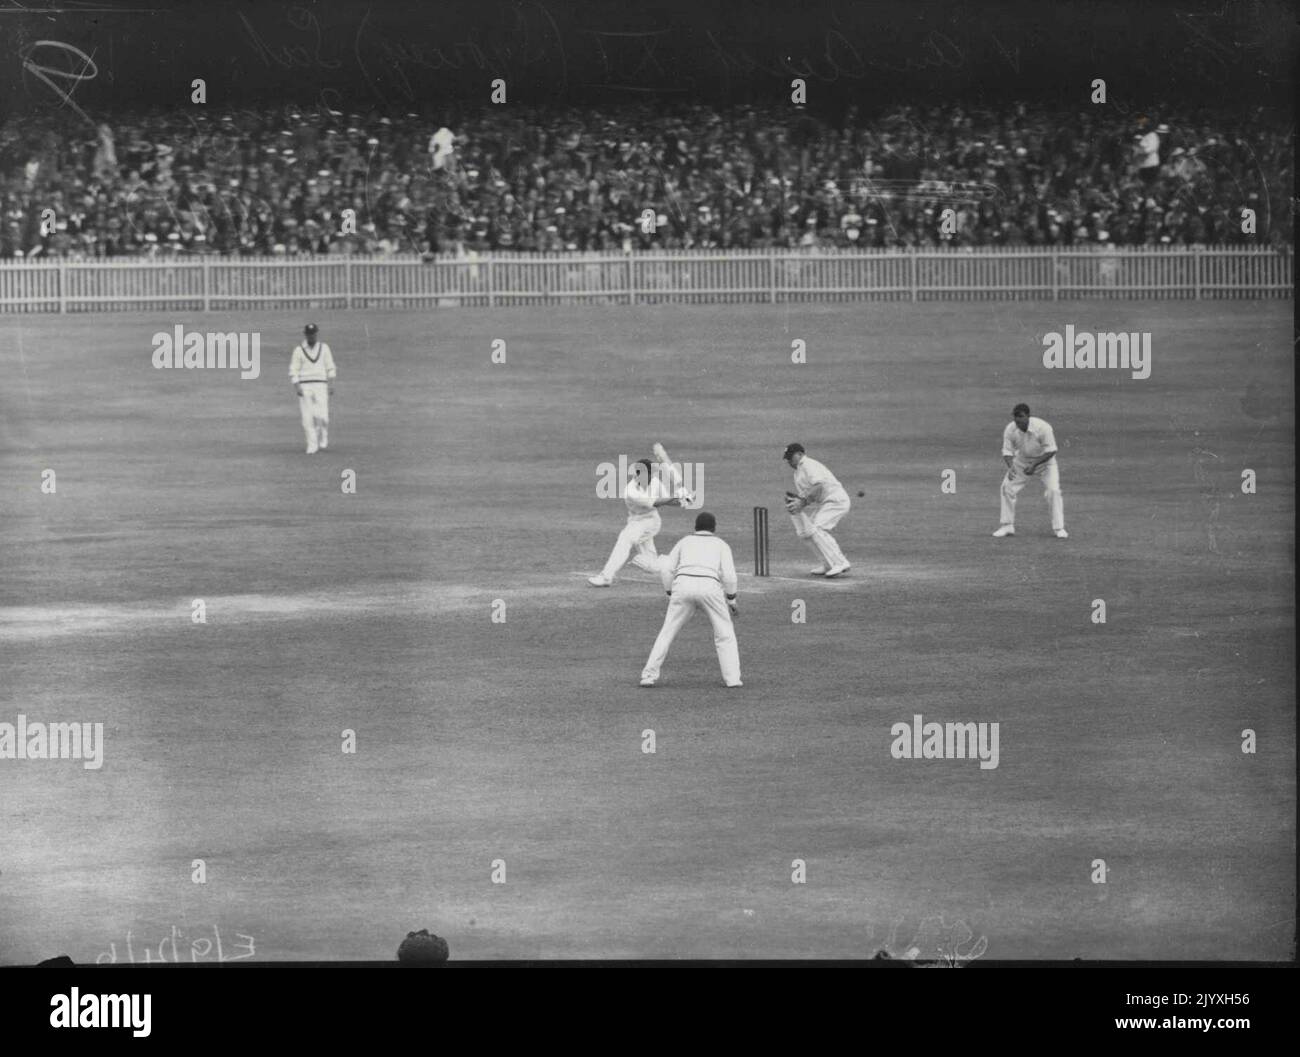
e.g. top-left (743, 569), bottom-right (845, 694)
top-left (289, 341), bottom-right (337, 384)
top-left (429, 127), bottom-right (455, 170)
top-left (624, 475), bottom-right (668, 518)
top-left (1002, 417), bottom-right (1058, 467)
top-left (1138, 131), bottom-right (1160, 169)
top-left (659, 532), bottom-right (738, 595)
top-left (430, 127), bottom-right (455, 154)
top-left (793, 456), bottom-right (849, 505)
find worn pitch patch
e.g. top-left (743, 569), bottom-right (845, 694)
top-left (568, 571), bottom-right (867, 589)
top-left (0, 584), bottom-right (511, 641)
top-left (0, 572), bottom-right (875, 642)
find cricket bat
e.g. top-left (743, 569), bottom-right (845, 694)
top-left (652, 442), bottom-right (691, 502)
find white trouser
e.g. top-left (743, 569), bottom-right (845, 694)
top-left (641, 575), bottom-right (741, 686)
top-left (600, 512), bottom-right (662, 580)
top-left (298, 384), bottom-right (329, 450)
top-left (789, 492), bottom-right (850, 568)
top-left (1000, 459), bottom-right (1064, 530)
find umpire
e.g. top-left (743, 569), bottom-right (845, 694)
top-left (639, 512), bottom-right (742, 688)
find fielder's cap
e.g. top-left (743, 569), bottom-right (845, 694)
top-left (782, 443), bottom-right (805, 459)
top-left (304, 323), bottom-right (318, 334)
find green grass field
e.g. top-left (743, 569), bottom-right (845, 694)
top-left (0, 299), bottom-right (1293, 961)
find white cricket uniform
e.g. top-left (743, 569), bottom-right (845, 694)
top-left (429, 127), bottom-right (455, 171)
top-left (1000, 417), bottom-right (1065, 531)
top-left (641, 531), bottom-right (741, 686)
top-left (289, 341), bottom-right (337, 452)
top-left (599, 476), bottom-right (670, 581)
top-left (790, 455), bottom-right (851, 569)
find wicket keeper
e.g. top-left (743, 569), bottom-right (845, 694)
top-left (783, 443), bottom-right (851, 577)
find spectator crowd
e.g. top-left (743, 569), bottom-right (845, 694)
top-left (0, 102), bottom-right (1291, 258)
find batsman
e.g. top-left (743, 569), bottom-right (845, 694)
top-left (588, 442), bottom-right (694, 587)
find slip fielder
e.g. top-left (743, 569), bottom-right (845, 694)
top-left (994, 403), bottom-right (1068, 538)
top-left (783, 443), bottom-right (852, 577)
top-left (289, 323), bottom-right (337, 454)
top-left (588, 457), bottom-right (685, 587)
top-left (639, 511), bottom-right (742, 688)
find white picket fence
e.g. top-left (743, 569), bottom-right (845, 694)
top-left (0, 246), bottom-right (1290, 313)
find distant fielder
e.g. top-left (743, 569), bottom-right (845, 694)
top-left (994, 403), bottom-right (1067, 538)
top-left (640, 511), bottom-right (742, 688)
top-left (783, 443), bottom-right (851, 577)
top-left (588, 452), bottom-right (688, 587)
top-left (289, 323), bottom-right (337, 454)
